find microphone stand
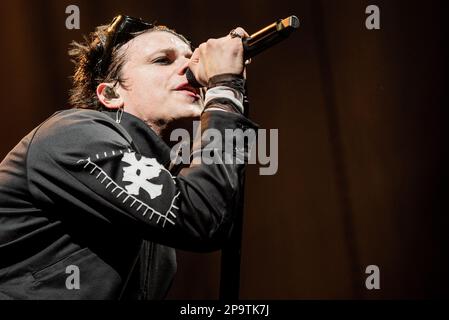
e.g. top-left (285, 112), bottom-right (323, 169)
top-left (219, 85), bottom-right (250, 300)
top-left (185, 16), bottom-right (298, 300)
top-left (217, 16), bottom-right (298, 300)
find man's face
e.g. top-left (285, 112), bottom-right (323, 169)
top-left (116, 31), bottom-right (202, 130)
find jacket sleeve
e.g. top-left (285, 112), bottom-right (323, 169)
top-left (27, 109), bottom-right (257, 252)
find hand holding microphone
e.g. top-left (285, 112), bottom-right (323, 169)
top-left (186, 16), bottom-right (300, 87)
top-left (187, 27), bottom-right (250, 87)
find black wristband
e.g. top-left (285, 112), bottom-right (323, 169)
top-left (207, 73), bottom-right (246, 94)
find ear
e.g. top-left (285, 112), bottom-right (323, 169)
top-left (96, 83), bottom-right (124, 109)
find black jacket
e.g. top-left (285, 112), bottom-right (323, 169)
top-left (0, 107), bottom-right (257, 299)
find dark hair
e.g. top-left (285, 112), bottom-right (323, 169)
top-left (68, 23), bottom-right (191, 110)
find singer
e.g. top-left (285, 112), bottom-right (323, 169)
top-left (0, 14), bottom-right (257, 299)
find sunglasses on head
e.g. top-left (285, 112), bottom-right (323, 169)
top-left (96, 15), bottom-right (153, 76)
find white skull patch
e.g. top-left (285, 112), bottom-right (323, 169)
top-left (121, 152), bottom-right (164, 199)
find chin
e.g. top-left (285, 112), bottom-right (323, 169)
top-left (181, 102), bottom-right (203, 119)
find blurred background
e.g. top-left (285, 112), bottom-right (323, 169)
top-left (0, 0), bottom-right (447, 299)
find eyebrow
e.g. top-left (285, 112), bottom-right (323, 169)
top-left (145, 47), bottom-right (192, 61)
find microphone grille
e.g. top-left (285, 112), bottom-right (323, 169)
top-left (290, 15), bottom-right (300, 29)
top-left (185, 68), bottom-right (202, 88)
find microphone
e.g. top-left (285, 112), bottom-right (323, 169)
top-left (186, 15), bottom-right (300, 87)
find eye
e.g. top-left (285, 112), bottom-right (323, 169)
top-left (153, 56), bottom-right (172, 65)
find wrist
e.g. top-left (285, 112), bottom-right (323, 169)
top-left (207, 73), bottom-right (245, 93)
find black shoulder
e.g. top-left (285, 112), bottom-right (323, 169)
top-left (29, 109), bottom-right (132, 161)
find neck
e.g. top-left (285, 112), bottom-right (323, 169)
top-left (157, 116), bottom-right (199, 149)
top-left (144, 119), bottom-right (167, 138)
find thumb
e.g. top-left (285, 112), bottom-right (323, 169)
top-left (187, 48), bottom-right (206, 86)
top-left (187, 48), bottom-right (200, 73)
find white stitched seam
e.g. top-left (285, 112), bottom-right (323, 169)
top-left (88, 149), bottom-right (128, 161)
top-left (76, 158), bottom-right (178, 227)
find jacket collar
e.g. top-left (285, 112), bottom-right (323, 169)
top-left (101, 110), bottom-right (172, 168)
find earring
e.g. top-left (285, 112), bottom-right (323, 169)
top-left (116, 106), bottom-right (124, 124)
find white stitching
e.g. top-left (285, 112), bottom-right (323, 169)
top-left (77, 157), bottom-right (178, 226)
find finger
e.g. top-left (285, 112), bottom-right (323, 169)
top-left (234, 27), bottom-right (250, 38)
top-left (189, 47), bottom-right (200, 63)
top-left (229, 27), bottom-right (250, 39)
top-left (187, 47), bottom-right (201, 72)
top-left (187, 51), bottom-right (199, 76)
top-left (187, 47), bottom-right (207, 86)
